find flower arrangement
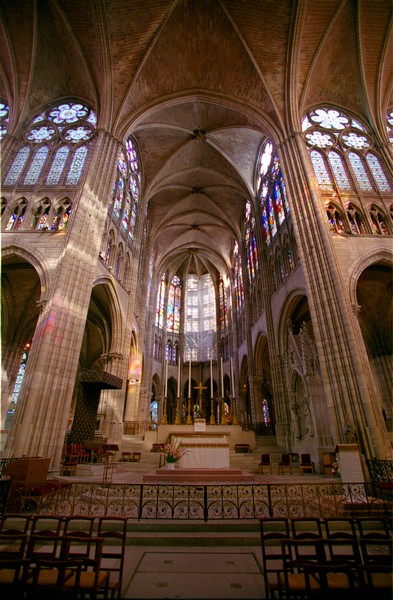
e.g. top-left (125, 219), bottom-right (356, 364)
top-left (331, 461), bottom-right (340, 476)
top-left (160, 439), bottom-right (188, 463)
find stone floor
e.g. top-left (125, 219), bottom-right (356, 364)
top-left (53, 463), bottom-right (338, 599)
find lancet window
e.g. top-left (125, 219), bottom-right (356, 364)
top-left (2, 101), bottom-right (96, 189)
top-left (245, 200), bottom-right (259, 282)
top-left (5, 198), bottom-right (28, 230)
top-left (257, 139), bottom-right (290, 245)
top-left (303, 106), bottom-right (392, 234)
top-left (219, 277), bottom-right (228, 331)
top-left (184, 273), bottom-right (216, 362)
top-left (167, 275), bottom-right (181, 333)
top-left (233, 241), bottom-right (244, 310)
top-left (387, 109), bottom-right (393, 147)
top-left (0, 101), bottom-right (9, 140)
top-left (156, 273), bottom-right (167, 329)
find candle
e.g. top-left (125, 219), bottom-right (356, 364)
top-left (210, 357), bottom-right (213, 398)
top-left (177, 359), bottom-right (181, 397)
top-left (188, 359), bottom-right (191, 397)
top-left (230, 357), bottom-right (235, 398)
top-left (164, 359), bottom-right (168, 397)
top-left (220, 357), bottom-right (224, 397)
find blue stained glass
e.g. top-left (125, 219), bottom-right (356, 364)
top-left (129, 203), bottom-right (137, 239)
top-left (366, 153), bottom-right (391, 192)
top-left (118, 151), bottom-right (128, 178)
top-left (280, 178), bottom-right (290, 212)
top-left (46, 146), bottom-right (69, 185)
top-left (49, 103), bottom-right (89, 124)
top-left (5, 214), bottom-right (16, 230)
top-left (261, 204), bottom-right (270, 242)
top-left (271, 155), bottom-right (280, 177)
top-left (113, 178), bottom-right (124, 218)
top-left (65, 146), bottom-right (88, 185)
top-left (310, 150), bottom-right (333, 189)
top-left (121, 191), bottom-right (131, 233)
top-left (63, 125), bottom-right (93, 143)
top-left (348, 152), bottom-right (373, 191)
top-left (273, 181), bottom-right (285, 224)
top-left (0, 102), bottom-right (9, 140)
top-left (27, 126), bottom-right (56, 142)
top-left (4, 146), bottom-right (30, 186)
top-left (328, 151), bottom-right (352, 190)
top-left (23, 146), bottom-right (49, 184)
top-left (130, 173), bottom-right (140, 200)
top-left (267, 196), bottom-right (277, 237)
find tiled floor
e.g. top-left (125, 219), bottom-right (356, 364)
top-left (122, 547), bottom-right (265, 599)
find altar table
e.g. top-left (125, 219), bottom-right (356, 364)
top-left (172, 433), bottom-right (230, 469)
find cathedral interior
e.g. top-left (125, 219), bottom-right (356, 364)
top-left (1, 0), bottom-right (392, 474)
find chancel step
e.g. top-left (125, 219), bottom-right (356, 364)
top-left (143, 468), bottom-right (256, 483)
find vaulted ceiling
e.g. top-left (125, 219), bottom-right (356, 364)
top-left (1, 0), bottom-right (391, 279)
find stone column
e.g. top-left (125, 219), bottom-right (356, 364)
top-left (279, 132), bottom-right (387, 458)
top-left (3, 130), bottom-right (120, 467)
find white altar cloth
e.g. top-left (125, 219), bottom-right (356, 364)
top-left (172, 433), bottom-right (230, 469)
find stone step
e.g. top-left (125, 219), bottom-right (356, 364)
top-left (143, 468), bottom-right (257, 483)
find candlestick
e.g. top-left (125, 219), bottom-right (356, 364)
top-left (177, 359), bottom-right (181, 397)
top-left (188, 359), bottom-right (191, 397)
top-left (230, 357), bottom-right (235, 398)
top-left (220, 357), bottom-right (224, 397)
top-left (210, 357), bottom-right (213, 397)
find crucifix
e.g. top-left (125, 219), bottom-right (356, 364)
top-left (194, 382), bottom-right (207, 412)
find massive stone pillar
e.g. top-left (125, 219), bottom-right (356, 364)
top-left (279, 133), bottom-right (388, 458)
top-left (3, 130), bottom-right (120, 467)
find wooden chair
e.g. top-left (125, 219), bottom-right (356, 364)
top-left (131, 452), bottom-right (141, 462)
top-left (290, 518), bottom-right (323, 540)
top-left (321, 452), bottom-right (336, 477)
top-left (278, 538), bottom-right (322, 598)
top-left (258, 453), bottom-right (272, 474)
top-left (0, 532), bottom-right (28, 559)
top-left (0, 558), bottom-right (29, 599)
top-left (27, 557), bottom-right (83, 599)
top-left (278, 454), bottom-right (292, 475)
top-left (62, 536), bottom-right (109, 599)
top-left (303, 562), bottom-right (358, 599)
top-left (97, 516), bottom-right (128, 598)
top-left (355, 517), bottom-right (391, 539)
top-left (0, 513), bottom-right (31, 534)
top-left (299, 453), bottom-right (314, 473)
top-left (323, 517), bottom-right (357, 539)
top-left (120, 452), bottom-right (132, 462)
top-left (63, 516), bottom-right (96, 537)
top-left (259, 519), bottom-right (291, 600)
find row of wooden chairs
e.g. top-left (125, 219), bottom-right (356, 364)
top-left (259, 453), bottom-right (315, 475)
top-left (259, 517), bottom-right (392, 599)
top-left (0, 514), bottom-right (128, 599)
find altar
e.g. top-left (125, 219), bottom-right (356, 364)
top-left (173, 433), bottom-right (229, 468)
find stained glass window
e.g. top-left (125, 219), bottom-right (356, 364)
top-left (348, 152), bottom-right (373, 191)
top-left (65, 146), bottom-right (88, 185)
top-left (233, 241), bottom-right (244, 309)
top-left (46, 147), bottom-right (70, 185)
top-left (4, 147), bottom-right (30, 186)
top-left (303, 106), bottom-right (392, 210)
top-left (51, 200), bottom-right (71, 231)
top-left (366, 153), bottom-right (391, 193)
top-left (257, 139), bottom-right (289, 246)
top-left (23, 146), bottom-right (49, 185)
top-left (108, 136), bottom-right (140, 249)
top-left (0, 101), bottom-right (9, 140)
top-left (5, 347), bottom-right (29, 430)
top-left (370, 205), bottom-right (389, 235)
top-left (309, 151), bottom-right (333, 189)
top-left (245, 201), bottom-right (258, 282)
top-left (219, 278), bottom-right (227, 330)
top-left (184, 273), bottom-right (216, 362)
top-left (2, 101), bottom-right (96, 189)
top-left (387, 109), bottom-right (393, 146)
top-left (5, 199), bottom-right (27, 230)
top-left (328, 151), bottom-right (352, 190)
top-left (156, 274), bottom-right (166, 329)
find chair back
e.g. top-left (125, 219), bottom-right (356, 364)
top-left (0, 532), bottom-right (28, 559)
top-left (261, 453), bottom-right (271, 465)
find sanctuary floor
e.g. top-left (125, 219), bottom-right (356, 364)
top-left (54, 464), bottom-right (338, 599)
